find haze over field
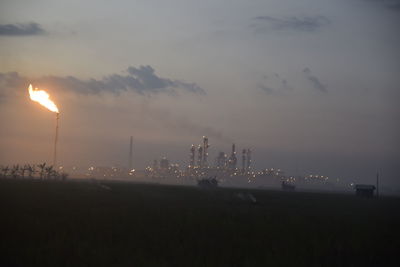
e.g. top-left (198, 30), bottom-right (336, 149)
top-left (0, 0), bottom-right (399, 186)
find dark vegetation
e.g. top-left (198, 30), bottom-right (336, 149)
top-left (1, 163), bottom-right (68, 180)
top-left (197, 177), bottom-right (218, 188)
top-left (0, 179), bottom-right (399, 266)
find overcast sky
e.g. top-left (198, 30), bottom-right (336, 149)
top-left (0, 0), bottom-right (399, 186)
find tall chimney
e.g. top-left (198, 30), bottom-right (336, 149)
top-left (190, 144), bottom-right (195, 168)
top-left (229, 143), bottom-right (237, 169)
top-left (203, 136), bottom-right (209, 167)
top-left (242, 149), bottom-right (246, 173)
top-left (129, 136), bottom-right (133, 170)
top-left (376, 171), bottom-right (380, 198)
top-left (246, 149), bottom-right (252, 171)
top-left (197, 145), bottom-right (203, 167)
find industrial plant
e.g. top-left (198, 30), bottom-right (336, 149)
top-left (62, 136), bottom-right (341, 191)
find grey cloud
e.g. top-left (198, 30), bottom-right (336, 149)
top-left (0, 23), bottom-right (45, 36)
top-left (259, 73), bottom-right (292, 95)
top-left (127, 66), bottom-right (169, 90)
top-left (281, 79), bottom-right (291, 90)
top-left (303, 67), bottom-right (327, 93)
top-left (127, 66), bottom-right (204, 95)
top-left (259, 84), bottom-right (275, 95)
top-left (365, 0), bottom-right (400, 10)
top-left (0, 72), bottom-right (26, 96)
top-left (0, 66), bottom-right (205, 97)
top-left (274, 74), bottom-right (292, 90)
top-left (252, 16), bottom-right (330, 33)
top-left (136, 105), bottom-right (233, 143)
top-left (166, 118), bottom-right (233, 143)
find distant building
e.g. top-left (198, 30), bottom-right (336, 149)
top-left (197, 145), bottom-right (203, 167)
top-left (246, 149), bottom-right (251, 171)
top-left (354, 184), bottom-right (376, 198)
top-left (160, 157), bottom-right (169, 170)
top-left (153, 160), bottom-right (158, 170)
top-left (216, 152), bottom-right (227, 168)
top-left (203, 136), bottom-right (209, 167)
top-left (189, 145), bottom-right (195, 168)
top-left (281, 181), bottom-right (295, 191)
top-left (228, 143), bottom-right (237, 169)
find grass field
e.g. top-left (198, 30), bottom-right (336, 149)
top-left (0, 179), bottom-right (399, 266)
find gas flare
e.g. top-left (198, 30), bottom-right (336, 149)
top-left (28, 84), bottom-right (59, 113)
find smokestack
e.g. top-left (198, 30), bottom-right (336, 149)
top-left (153, 159), bottom-right (158, 170)
top-left (197, 145), bottom-right (203, 167)
top-left (242, 149), bottom-right (246, 173)
top-left (376, 171), bottom-right (380, 198)
top-left (203, 136), bottom-right (209, 167)
top-left (53, 113), bottom-right (59, 168)
top-left (189, 144), bottom-right (195, 168)
top-left (228, 143), bottom-right (237, 169)
top-left (246, 149), bottom-right (252, 171)
top-left (217, 152), bottom-right (227, 169)
top-left (129, 136), bottom-right (133, 170)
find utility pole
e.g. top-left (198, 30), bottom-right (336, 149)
top-left (129, 136), bottom-right (133, 170)
top-left (376, 171), bottom-right (379, 198)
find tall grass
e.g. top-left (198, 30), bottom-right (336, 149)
top-left (0, 179), bottom-right (399, 266)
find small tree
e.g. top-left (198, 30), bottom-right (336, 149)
top-left (1, 166), bottom-right (10, 178)
top-left (60, 172), bottom-right (69, 181)
top-left (51, 169), bottom-right (58, 180)
top-left (45, 166), bottom-right (54, 179)
top-left (11, 165), bottom-right (20, 179)
top-left (20, 164), bottom-right (29, 179)
top-left (38, 163), bottom-right (46, 180)
top-left (27, 164), bottom-right (36, 179)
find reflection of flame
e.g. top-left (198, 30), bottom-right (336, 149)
top-left (28, 84), bottom-right (59, 113)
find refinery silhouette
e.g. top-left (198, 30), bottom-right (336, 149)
top-left (62, 135), bottom-right (343, 191)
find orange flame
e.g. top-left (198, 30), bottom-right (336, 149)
top-left (28, 84), bottom-right (59, 113)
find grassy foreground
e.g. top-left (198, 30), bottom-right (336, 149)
top-left (0, 179), bottom-right (399, 266)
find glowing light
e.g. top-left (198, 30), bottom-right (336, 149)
top-left (28, 84), bottom-right (59, 113)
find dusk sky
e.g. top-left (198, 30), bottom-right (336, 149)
top-left (1, 0), bottom-right (399, 186)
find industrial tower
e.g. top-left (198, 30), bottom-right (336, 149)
top-left (197, 145), bottom-right (203, 167)
top-left (189, 144), bottom-right (196, 168)
top-left (228, 143), bottom-right (237, 169)
top-left (202, 136), bottom-right (209, 167)
top-left (246, 149), bottom-right (252, 171)
top-left (242, 149), bottom-right (246, 173)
